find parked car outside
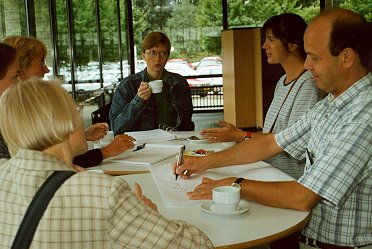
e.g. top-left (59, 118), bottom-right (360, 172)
top-left (195, 56), bottom-right (222, 70)
top-left (195, 65), bottom-right (223, 94)
top-left (165, 58), bottom-right (196, 76)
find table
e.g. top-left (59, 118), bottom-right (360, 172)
top-left (90, 132), bottom-right (311, 248)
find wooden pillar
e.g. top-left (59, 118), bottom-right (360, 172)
top-left (221, 28), bottom-right (263, 128)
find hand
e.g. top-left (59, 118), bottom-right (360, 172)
top-left (186, 177), bottom-right (237, 200)
top-left (137, 82), bottom-right (152, 101)
top-left (200, 120), bottom-right (245, 142)
top-left (172, 155), bottom-right (208, 179)
top-left (101, 134), bottom-right (135, 159)
top-left (71, 164), bottom-right (86, 172)
top-left (85, 123), bottom-right (109, 141)
top-left (134, 182), bottom-right (158, 211)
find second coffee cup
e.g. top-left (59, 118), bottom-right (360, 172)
top-left (211, 186), bottom-right (240, 213)
top-left (149, 80), bottom-right (163, 93)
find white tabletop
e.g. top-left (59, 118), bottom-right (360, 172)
top-left (90, 131), bottom-right (311, 248)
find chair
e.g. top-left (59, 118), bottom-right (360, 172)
top-left (91, 102), bottom-right (112, 129)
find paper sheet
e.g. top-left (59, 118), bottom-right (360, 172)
top-left (125, 129), bottom-right (176, 144)
top-left (150, 162), bottom-right (294, 205)
top-left (109, 146), bottom-right (180, 165)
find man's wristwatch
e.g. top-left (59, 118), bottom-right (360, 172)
top-left (231, 178), bottom-right (245, 189)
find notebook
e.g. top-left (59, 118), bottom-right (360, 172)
top-left (125, 129), bottom-right (177, 144)
top-left (108, 143), bottom-right (184, 165)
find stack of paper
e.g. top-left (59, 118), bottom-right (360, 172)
top-left (109, 143), bottom-right (183, 165)
top-left (125, 129), bottom-right (176, 144)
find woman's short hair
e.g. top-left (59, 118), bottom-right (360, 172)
top-left (262, 13), bottom-right (307, 60)
top-left (0, 43), bottom-right (17, 80)
top-left (141, 31), bottom-right (171, 53)
top-left (0, 77), bottom-right (82, 156)
top-left (3, 35), bottom-right (47, 72)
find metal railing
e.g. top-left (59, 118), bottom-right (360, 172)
top-left (191, 85), bottom-right (223, 113)
top-left (80, 81), bottom-right (224, 112)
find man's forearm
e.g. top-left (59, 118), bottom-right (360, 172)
top-left (200, 133), bottom-right (282, 170)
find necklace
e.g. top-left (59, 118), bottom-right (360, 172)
top-left (283, 69), bottom-right (306, 86)
top-left (269, 69), bottom-right (307, 133)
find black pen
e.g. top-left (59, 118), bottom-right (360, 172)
top-left (175, 145), bottom-right (185, 180)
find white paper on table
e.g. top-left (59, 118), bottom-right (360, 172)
top-left (150, 161), bottom-right (294, 205)
top-left (125, 129), bottom-right (176, 144)
top-left (108, 143), bottom-right (184, 165)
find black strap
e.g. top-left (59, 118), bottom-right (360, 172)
top-left (11, 171), bottom-right (76, 249)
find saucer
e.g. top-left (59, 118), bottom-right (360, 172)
top-left (201, 200), bottom-right (250, 216)
top-left (186, 137), bottom-right (209, 144)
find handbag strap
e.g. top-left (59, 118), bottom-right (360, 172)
top-left (12, 171), bottom-right (76, 249)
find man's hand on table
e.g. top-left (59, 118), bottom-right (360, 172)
top-left (134, 182), bottom-right (158, 211)
top-left (186, 177), bottom-right (237, 200)
top-left (172, 155), bottom-right (209, 179)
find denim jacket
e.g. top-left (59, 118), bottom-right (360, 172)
top-left (109, 69), bottom-right (194, 133)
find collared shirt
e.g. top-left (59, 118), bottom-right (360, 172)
top-left (0, 149), bottom-right (213, 249)
top-left (276, 73), bottom-right (372, 246)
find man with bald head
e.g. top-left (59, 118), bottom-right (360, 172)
top-left (175, 8), bottom-right (371, 249)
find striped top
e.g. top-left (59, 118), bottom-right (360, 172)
top-left (263, 70), bottom-right (325, 179)
top-left (276, 73), bottom-right (372, 246)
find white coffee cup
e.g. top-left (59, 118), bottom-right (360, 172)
top-left (100, 131), bottom-right (114, 144)
top-left (149, 80), bottom-right (163, 93)
top-left (211, 186), bottom-right (240, 213)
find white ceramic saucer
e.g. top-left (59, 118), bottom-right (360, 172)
top-left (201, 200), bottom-right (250, 216)
top-left (186, 138), bottom-right (209, 144)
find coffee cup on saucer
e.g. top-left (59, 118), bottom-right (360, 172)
top-left (210, 186), bottom-right (240, 213)
top-left (149, 80), bottom-right (163, 94)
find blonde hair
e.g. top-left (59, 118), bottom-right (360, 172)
top-left (3, 35), bottom-right (47, 72)
top-left (0, 77), bottom-right (82, 155)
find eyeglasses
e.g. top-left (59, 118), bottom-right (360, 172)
top-left (144, 50), bottom-right (169, 58)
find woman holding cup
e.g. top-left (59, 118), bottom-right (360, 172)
top-left (110, 32), bottom-right (194, 133)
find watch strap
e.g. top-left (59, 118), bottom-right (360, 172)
top-left (234, 177), bottom-right (245, 185)
top-left (231, 177), bottom-right (245, 188)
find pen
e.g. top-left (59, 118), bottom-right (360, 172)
top-left (175, 145), bottom-right (185, 180)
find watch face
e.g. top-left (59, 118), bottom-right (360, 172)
top-left (231, 183), bottom-right (241, 189)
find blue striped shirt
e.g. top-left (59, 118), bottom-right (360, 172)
top-left (276, 73), bottom-right (372, 246)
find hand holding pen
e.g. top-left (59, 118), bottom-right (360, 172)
top-left (175, 145), bottom-right (186, 180)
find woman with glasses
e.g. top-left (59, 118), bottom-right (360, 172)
top-left (110, 31), bottom-right (194, 133)
top-left (1, 36), bottom-right (135, 168)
